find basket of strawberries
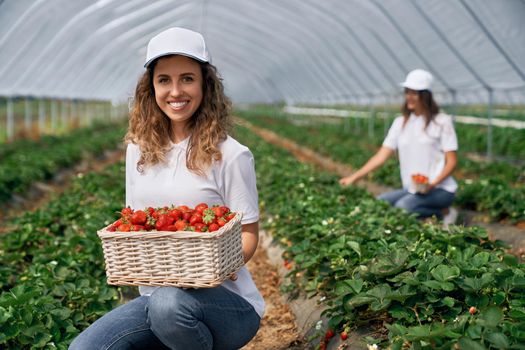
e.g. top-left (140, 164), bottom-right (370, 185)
top-left (411, 173), bottom-right (430, 193)
top-left (97, 203), bottom-right (243, 288)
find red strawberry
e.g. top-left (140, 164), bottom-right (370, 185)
top-left (208, 223), bottom-right (220, 232)
top-left (195, 203), bottom-right (208, 214)
top-left (174, 220), bottom-right (188, 231)
top-left (193, 223), bottom-right (207, 232)
top-left (155, 214), bottom-right (174, 231)
top-left (190, 213), bottom-right (203, 225)
top-left (212, 206), bottom-right (225, 217)
top-left (117, 223), bottom-right (131, 232)
top-left (130, 210), bottom-right (147, 225)
top-left (168, 209), bottom-right (182, 221)
top-left (121, 207), bottom-right (133, 216)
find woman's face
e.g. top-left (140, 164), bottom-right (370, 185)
top-left (404, 88), bottom-right (422, 113)
top-left (153, 55), bottom-right (204, 128)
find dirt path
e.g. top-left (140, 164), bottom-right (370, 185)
top-left (243, 243), bottom-right (305, 349)
top-left (236, 117), bottom-right (525, 257)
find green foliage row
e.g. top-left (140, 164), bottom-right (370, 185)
top-left (0, 121), bottom-right (126, 204)
top-left (234, 124), bottom-right (525, 349)
top-left (235, 107), bottom-right (525, 223)
top-left (0, 163), bottom-right (126, 348)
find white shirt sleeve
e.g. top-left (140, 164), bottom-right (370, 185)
top-left (222, 148), bottom-right (259, 225)
top-left (439, 115), bottom-right (458, 152)
top-left (382, 117), bottom-right (403, 150)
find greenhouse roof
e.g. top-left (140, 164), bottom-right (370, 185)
top-left (0, 0), bottom-right (524, 104)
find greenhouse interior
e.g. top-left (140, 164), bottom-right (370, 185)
top-left (0, 1), bottom-right (524, 349)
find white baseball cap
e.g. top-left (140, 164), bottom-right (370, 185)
top-left (144, 27), bottom-right (211, 68)
top-left (400, 69), bottom-right (433, 91)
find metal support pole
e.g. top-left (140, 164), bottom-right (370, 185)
top-left (61, 99), bottom-right (68, 131)
top-left (368, 94), bottom-right (375, 139)
top-left (38, 98), bottom-right (45, 134)
top-left (6, 97), bottom-right (14, 141)
top-left (24, 97), bottom-right (32, 133)
top-left (487, 88), bottom-right (494, 159)
top-left (71, 100), bottom-right (77, 127)
top-left (51, 99), bottom-right (58, 132)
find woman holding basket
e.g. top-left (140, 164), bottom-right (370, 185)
top-left (339, 69), bottom-right (458, 225)
top-left (70, 27), bottom-right (263, 349)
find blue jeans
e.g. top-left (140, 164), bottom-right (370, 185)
top-left (69, 286), bottom-right (260, 350)
top-left (377, 188), bottom-right (455, 219)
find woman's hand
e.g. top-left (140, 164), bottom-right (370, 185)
top-left (339, 174), bottom-right (359, 186)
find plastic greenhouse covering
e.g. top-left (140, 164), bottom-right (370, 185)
top-left (0, 0), bottom-right (524, 105)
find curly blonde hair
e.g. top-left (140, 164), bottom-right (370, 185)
top-left (125, 59), bottom-right (232, 176)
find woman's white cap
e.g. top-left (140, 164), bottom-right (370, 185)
top-left (400, 69), bottom-right (433, 91)
top-left (144, 27), bottom-right (211, 68)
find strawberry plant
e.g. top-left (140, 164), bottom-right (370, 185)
top-left (234, 124), bottom-right (525, 348)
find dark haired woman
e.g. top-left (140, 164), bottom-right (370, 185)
top-left (339, 69), bottom-right (458, 225)
top-left (70, 27), bottom-right (263, 350)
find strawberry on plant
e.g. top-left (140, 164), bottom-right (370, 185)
top-left (340, 331), bottom-right (348, 340)
top-left (324, 329), bottom-right (335, 341)
top-left (469, 306), bottom-right (477, 315)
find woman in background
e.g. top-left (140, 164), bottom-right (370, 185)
top-left (340, 69), bottom-right (458, 225)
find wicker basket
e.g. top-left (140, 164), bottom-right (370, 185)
top-left (97, 213), bottom-right (244, 288)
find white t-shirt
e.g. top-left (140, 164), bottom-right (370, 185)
top-left (382, 113), bottom-right (458, 194)
top-left (125, 135), bottom-right (265, 318)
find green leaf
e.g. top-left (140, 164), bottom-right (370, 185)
top-left (50, 308), bottom-right (72, 320)
top-left (335, 281), bottom-right (354, 296)
top-left (502, 254), bottom-right (518, 266)
top-left (347, 241), bottom-right (361, 257)
top-left (369, 249), bottom-right (409, 277)
top-left (431, 265), bottom-right (460, 282)
top-left (344, 294), bottom-right (375, 311)
top-left (385, 322), bottom-right (407, 336)
top-left (471, 252), bottom-right (490, 268)
top-left (422, 280), bottom-right (443, 290)
top-left (442, 297), bottom-right (456, 308)
top-left (458, 337), bottom-right (487, 350)
top-left (347, 279), bottom-right (363, 294)
top-left (482, 306), bottom-right (503, 328)
top-left (485, 332), bottom-right (510, 348)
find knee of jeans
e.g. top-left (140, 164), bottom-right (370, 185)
top-left (148, 288), bottom-right (197, 324)
top-left (68, 334), bottom-right (88, 350)
top-left (394, 198), bottom-right (417, 211)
